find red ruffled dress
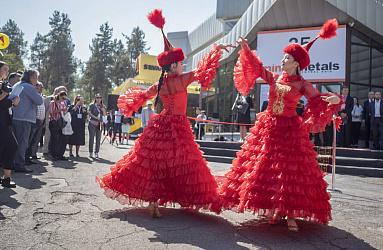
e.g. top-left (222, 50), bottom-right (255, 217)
top-left (97, 45), bottom-right (223, 213)
top-left (219, 44), bottom-right (341, 224)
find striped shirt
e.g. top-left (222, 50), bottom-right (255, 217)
top-left (49, 100), bottom-right (66, 121)
top-left (36, 103), bottom-right (46, 121)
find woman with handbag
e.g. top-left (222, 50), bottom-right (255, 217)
top-left (88, 93), bottom-right (105, 158)
top-left (48, 90), bottom-right (68, 161)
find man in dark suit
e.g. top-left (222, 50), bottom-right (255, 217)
top-left (338, 86), bottom-right (354, 147)
top-left (363, 91), bottom-right (375, 148)
top-left (370, 91), bottom-right (383, 150)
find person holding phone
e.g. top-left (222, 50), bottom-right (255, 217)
top-left (68, 95), bottom-right (87, 157)
top-left (88, 93), bottom-right (105, 158)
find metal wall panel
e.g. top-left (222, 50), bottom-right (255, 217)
top-left (216, 0), bottom-right (254, 20)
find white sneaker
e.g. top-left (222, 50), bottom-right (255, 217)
top-left (95, 153), bottom-right (99, 158)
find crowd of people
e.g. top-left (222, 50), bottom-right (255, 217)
top-left (0, 60), bottom-right (143, 189)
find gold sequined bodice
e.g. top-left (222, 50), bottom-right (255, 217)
top-left (267, 78), bottom-right (303, 117)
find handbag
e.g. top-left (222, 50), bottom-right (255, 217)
top-left (57, 117), bottom-right (67, 129)
top-left (62, 112), bottom-right (73, 135)
top-left (52, 102), bottom-right (67, 129)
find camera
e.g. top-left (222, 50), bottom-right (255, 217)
top-left (0, 81), bottom-right (12, 95)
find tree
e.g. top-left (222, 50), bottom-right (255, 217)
top-left (0, 19), bottom-right (27, 72)
top-left (110, 39), bottom-right (130, 86)
top-left (79, 25), bottom-right (149, 100)
top-left (43, 11), bottom-right (77, 92)
top-left (30, 32), bottom-right (48, 82)
top-left (123, 26), bottom-right (149, 78)
top-left (124, 26), bottom-right (149, 60)
top-left (79, 22), bottom-right (115, 99)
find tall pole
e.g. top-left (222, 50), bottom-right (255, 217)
top-left (331, 117), bottom-right (336, 190)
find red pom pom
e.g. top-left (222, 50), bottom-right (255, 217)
top-left (319, 19), bottom-right (338, 39)
top-left (147, 9), bottom-right (165, 29)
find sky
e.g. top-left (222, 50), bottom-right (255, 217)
top-left (1, 0), bottom-right (217, 62)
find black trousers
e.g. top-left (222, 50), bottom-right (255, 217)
top-left (0, 127), bottom-right (18, 170)
top-left (371, 117), bottom-right (383, 149)
top-left (49, 121), bottom-right (67, 159)
top-left (351, 121), bottom-right (361, 146)
top-left (365, 117), bottom-right (371, 147)
top-left (113, 123), bottom-right (122, 142)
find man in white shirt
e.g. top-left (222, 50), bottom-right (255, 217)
top-left (112, 109), bottom-right (122, 144)
top-left (195, 110), bottom-right (207, 140)
top-left (370, 91), bottom-right (383, 150)
top-left (141, 101), bottom-right (155, 129)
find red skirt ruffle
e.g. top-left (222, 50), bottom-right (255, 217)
top-left (96, 114), bottom-right (221, 213)
top-left (219, 111), bottom-right (331, 224)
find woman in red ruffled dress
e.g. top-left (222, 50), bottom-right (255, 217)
top-left (97, 9), bottom-right (233, 218)
top-left (219, 19), bottom-right (342, 231)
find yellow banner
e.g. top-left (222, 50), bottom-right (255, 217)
top-left (136, 54), bottom-right (161, 83)
top-left (113, 53), bottom-right (215, 95)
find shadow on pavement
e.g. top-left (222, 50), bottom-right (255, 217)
top-left (11, 163), bottom-right (48, 190)
top-left (51, 160), bottom-right (78, 169)
top-left (237, 218), bottom-right (376, 250)
top-left (91, 158), bottom-right (115, 165)
top-left (101, 207), bottom-right (253, 250)
top-left (101, 207), bottom-right (376, 249)
top-left (71, 156), bottom-right (92, 164)
top-left (12, 173), bottom-right (47, 190)
top-left (0, 188), bottom-right (22, 218)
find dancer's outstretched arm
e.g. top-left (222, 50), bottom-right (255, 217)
top-left (117, 83), bottom-right (158, 116)
top-left (302, 81), bottom-right (342, 133)
top-left (234, 37), bottom-right (278, 96)
top-left (177, 44), bottom-right (235, 91)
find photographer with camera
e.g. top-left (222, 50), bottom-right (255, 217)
top-left (0, 61), bottom-right (20, 188)
top-left (233, 93), bottom-right (253, 142)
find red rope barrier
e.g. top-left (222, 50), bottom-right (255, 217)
top-left (187, 116), bottom-right (253, 126)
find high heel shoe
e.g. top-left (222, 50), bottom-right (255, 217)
top-left (287, 218), bottom-right (299, 232)
top-left (148, 202), bottom-right (161, 218)
top-left (148, 203), bottom-right (155, 217)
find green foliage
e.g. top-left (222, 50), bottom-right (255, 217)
top-left (0, 53), bottom-right (24, 73)
top-left (79, 24), bottom-right (149, 102)
top-left (29, 11), bottom-right (77, 93)
top-left (0, 19), bottom-right (27, 73)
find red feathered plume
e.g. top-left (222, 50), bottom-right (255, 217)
top-left (147, 9), bottom-right (165, 29)
top-left (319, 18), bottom-right (338, 39)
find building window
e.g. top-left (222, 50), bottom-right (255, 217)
top-left (350, 28), bottom-right (383, 101)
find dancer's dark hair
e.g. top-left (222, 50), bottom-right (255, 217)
top-left (155, 64), bottom-right (171, 106)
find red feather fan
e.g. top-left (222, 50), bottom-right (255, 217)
top-left (147, 9), bottom-right (165, 29)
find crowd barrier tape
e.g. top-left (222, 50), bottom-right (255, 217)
top-left (187, 116), bottom-right (253, 126)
